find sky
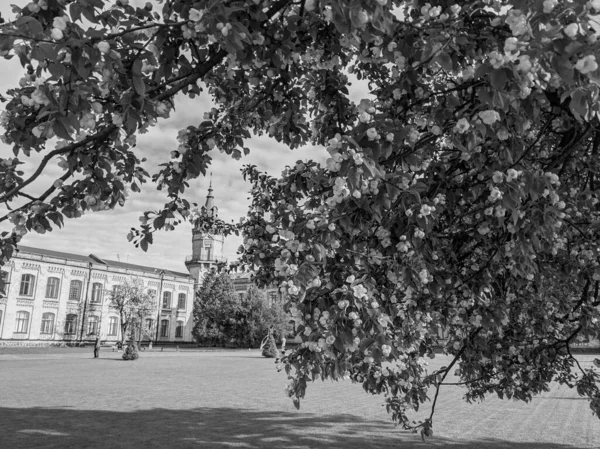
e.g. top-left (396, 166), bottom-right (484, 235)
top-left (0, 1), bottom-right (368, 273)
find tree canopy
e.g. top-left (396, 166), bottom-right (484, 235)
top-left (193, 272), bottom-right (291, 346)
top-left (108, 276), bottom-right (156, 343)
top-left (1, 0), bottom-right (600, 435)
top-left (193, 270), bottom-right (245, 345)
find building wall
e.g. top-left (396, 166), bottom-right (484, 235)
top-left (0, 251), bottom-right (195, 345)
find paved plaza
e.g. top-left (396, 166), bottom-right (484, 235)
top-left (0, 349), bottom-right (597, 448)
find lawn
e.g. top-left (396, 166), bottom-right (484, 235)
top-left (0, 350), bottom-right (597, 448)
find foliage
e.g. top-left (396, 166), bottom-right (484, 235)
top-left (0, 0), bottom-right (599, 434)
top-left (193, 270), bottom-right (245, 346)
top-left (242, 284), bottom-right (293, 347)
top-left (122, 340), bottom-right (139, 360)
top-left (108, 277), bottom-right (156, 343)
top-left (193, 272), bottom-right (292, 347)
top-left (261, 332), bottom-right (279, 358)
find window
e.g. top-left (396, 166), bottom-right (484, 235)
top-left (110, 285), bottom-right (121, 305)
top-left (64, 314), bottom-right (77, 335)
top-left (205, 243), bottom-right (213, 261)
top-left (108, 317), bottom-right (118, 336)
top-left (177, 293), bottom-right (186, 310)
top-left (19, 274), bottom-right (35, 296)
top-left (45, 277), bottom-right (61, 299)
top-left (175, 321), bottom-right (184, 338)
top-left (162, 291), bottom-right (171, 309)
top-left (69, 280), bottom-right (82, 301)
top-left (160, 319), bottom-right (169, 337)
top-left (147, 289), bottom-right (156, 299)
top-left (0, 310), bottom-right (3, 329)
top-left (15, 311), bottom-right (29, 333)
top-left (268, 291), bottom-right (278, 307)
top-left (145, 318), bottom-right (154, 331)
top-left (91, 283), bottom-right (103, 303)
top-left (87, 315), bottom-right (99, 335)
top-left (0, 270), bottom-right (8, 297)
top-left (40, 312), bottom-right (55, 334)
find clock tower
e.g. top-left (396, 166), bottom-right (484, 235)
top-left (185, 180), bottom-right (226, 284)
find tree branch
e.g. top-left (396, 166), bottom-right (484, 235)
top-left (0, 126), bottom-right (116, 204)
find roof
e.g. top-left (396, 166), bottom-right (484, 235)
top-left (15, 245), bottom-right (191, 279)
top-left (16, 245), bottom-right (93, 264)
top-left (205, 178), bottom-right (215, 211)
top-left (100, 258), bottom-right (190, 279)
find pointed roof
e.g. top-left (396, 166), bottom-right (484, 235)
top-left (205, 176), bottom-right (215, 211)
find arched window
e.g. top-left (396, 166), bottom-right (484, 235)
top-left (40, 312), bottom-right (55, 334)
top-left (45, 277), bottom-right (61, 299)
top-left (69, 280), bottom-right (83, 301)
top-left (177, 293), bottom-right (186, 310)
top-left (108, 317), bottom-right (118, 336)
top-left (90, 283), bottom-right (103, 303)
top-left (64, 314), bottom-right (77, 335)
top-left (162, 291), bottom-right (171, 309)
top-left (145, 318), bottom-right (154, 331)
top-left (19, 274), bottom-right (35, 296)
top-left (15, 311), bottom-right (29, 333)
top-left (87, 315), bottom-right (99, 335)
top-left (175, 321), bottom-right (184, 338)
top-left (160, 319), bottom-right (169, 337)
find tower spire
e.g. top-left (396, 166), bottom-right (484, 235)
top-left (204, 173), bottom-right (216, 215)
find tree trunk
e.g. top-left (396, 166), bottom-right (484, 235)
top-left (136, 318), bottom-right (143, 347)
top-left (119, 312), bottom-right (128, 345)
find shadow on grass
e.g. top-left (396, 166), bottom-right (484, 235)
top-left (0, 406), bottom-right (587, 449)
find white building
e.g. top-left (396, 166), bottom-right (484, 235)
top-left (0, 184), bottom-right (266, 346)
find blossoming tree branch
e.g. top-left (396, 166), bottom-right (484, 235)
top-left (1, 0), bottom-right (600, 436)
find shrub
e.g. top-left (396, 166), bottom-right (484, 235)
top-left (122, 341), bottom-right (139, 361)
top-left (261, 333), bottom-right (279, 358)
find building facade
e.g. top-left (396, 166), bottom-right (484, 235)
top-left (0, 184), bottom-right (264, 346)
top-left (0, 247), bottom-right (195, 345)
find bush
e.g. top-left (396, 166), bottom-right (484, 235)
top-left (122, 341), bottom-right (139, 361)
top-left (261, 333), bottom-right (279, 358)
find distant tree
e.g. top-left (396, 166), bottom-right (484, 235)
top-left (108, 277), bottom-right (156, 345)
top-left (134, 289), bottom-right (157, 346)
top-left (242, 285), bottom-right (293, 347)
top-left (193, 271), bottom-right (244, 346)
top-left (193, 272), bottom-right (293, 347)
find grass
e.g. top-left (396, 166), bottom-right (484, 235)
top-left (0, 350), bottom-right (598, 448)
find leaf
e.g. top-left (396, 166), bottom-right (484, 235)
top-left (16, 16), bottom-right (43, 35)
top-left (132, 58), bottom-right (144, 77)
top-left (48, 62), bottom-right (66, 79)
top-left (435, 52), bottom-right (453, 71)
top-left (570, 89), bottom-right (588, 120)
top-left (474, 63), bottom-right (492, 79)
top-left (552, 56), bottom-right (574, 84)
top-left (52, 118), bottom-right (72, 140)
top-left (489, 68), bottom-right (507, 90)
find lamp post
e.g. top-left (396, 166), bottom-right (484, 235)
top-left (154, 270), bottom-right (165, 345)
top-left (78, 262), bottom-right (93, 342)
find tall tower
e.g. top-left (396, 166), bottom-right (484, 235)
top-left (185, 179), bottom-right (226, 284)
